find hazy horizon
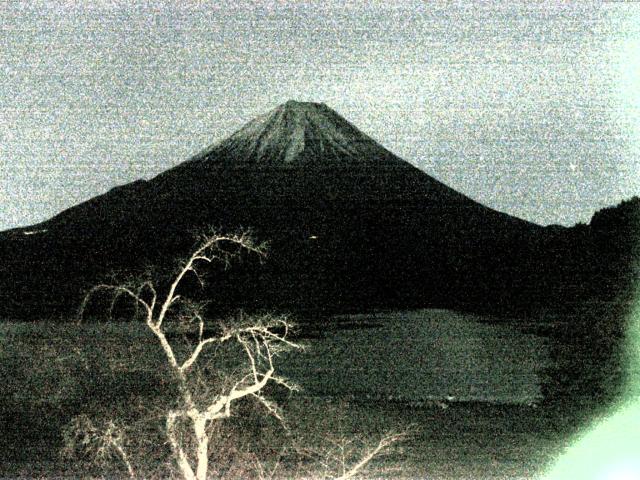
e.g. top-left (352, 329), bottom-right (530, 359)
top-left (2, 1), bottom-right (639, 230)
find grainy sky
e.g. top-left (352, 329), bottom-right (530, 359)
top-left (1, 1), bottom-right (639, 230)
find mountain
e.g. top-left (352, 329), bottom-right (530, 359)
top-left (0, 101), bottom-right (636, 320)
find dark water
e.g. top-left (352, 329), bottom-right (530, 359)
top-left (282, 309), bottom-right (550, 404)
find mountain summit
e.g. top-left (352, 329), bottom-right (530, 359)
top-left (191, 100), bottom-right (401, 167)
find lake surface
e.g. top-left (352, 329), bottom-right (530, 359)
top-left (282, 309), bottom-right (550, 404)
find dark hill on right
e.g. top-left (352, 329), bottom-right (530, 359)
top-left (536, 196), bottom-right (640, 313)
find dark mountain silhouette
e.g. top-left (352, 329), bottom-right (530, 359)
top-left (0, 101), bottom-right (637, 321)
top-left (536, 196), bottom-right (640, 405)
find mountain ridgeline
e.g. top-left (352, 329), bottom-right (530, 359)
top-left (0, 101), bottom-right (638, 320)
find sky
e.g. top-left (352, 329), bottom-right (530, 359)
top-left (1, 0), bottom-right (639, 230)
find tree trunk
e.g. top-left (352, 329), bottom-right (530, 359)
top-left (167, 413), bottom-right (197, 480)
top-left (194, 416), bottom-right (209, 480)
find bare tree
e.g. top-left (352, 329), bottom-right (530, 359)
top-left (75, 230), bottom-right (409, 480)
top-left (325, 431), bottom-right (410, 480)
top-left (62, 415), bottom-right (137, 479)
top-left (78, 231), bottom-right (302, 480)
top-left (292, 418), bottom-right (414, 480)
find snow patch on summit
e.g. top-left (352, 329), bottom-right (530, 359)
top-left (196, 101), bottom-right (400, 167)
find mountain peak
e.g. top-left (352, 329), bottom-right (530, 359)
top-left (195, 101), bottom-right (400, 167)
top-left (278, 99), bottom-right (327, 112)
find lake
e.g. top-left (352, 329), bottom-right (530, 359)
top-left (282, 309), bottom-right (550, 404)
top-left (0, 311), bottom-right (570, 478)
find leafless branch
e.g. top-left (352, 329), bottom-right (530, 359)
top-left (295, 427), bottom-right (414, 480)
top-left (333, 430), bottom-right (411, 480)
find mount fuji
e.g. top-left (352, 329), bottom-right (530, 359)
top-left (0, 101), bottom-right (635, 319)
